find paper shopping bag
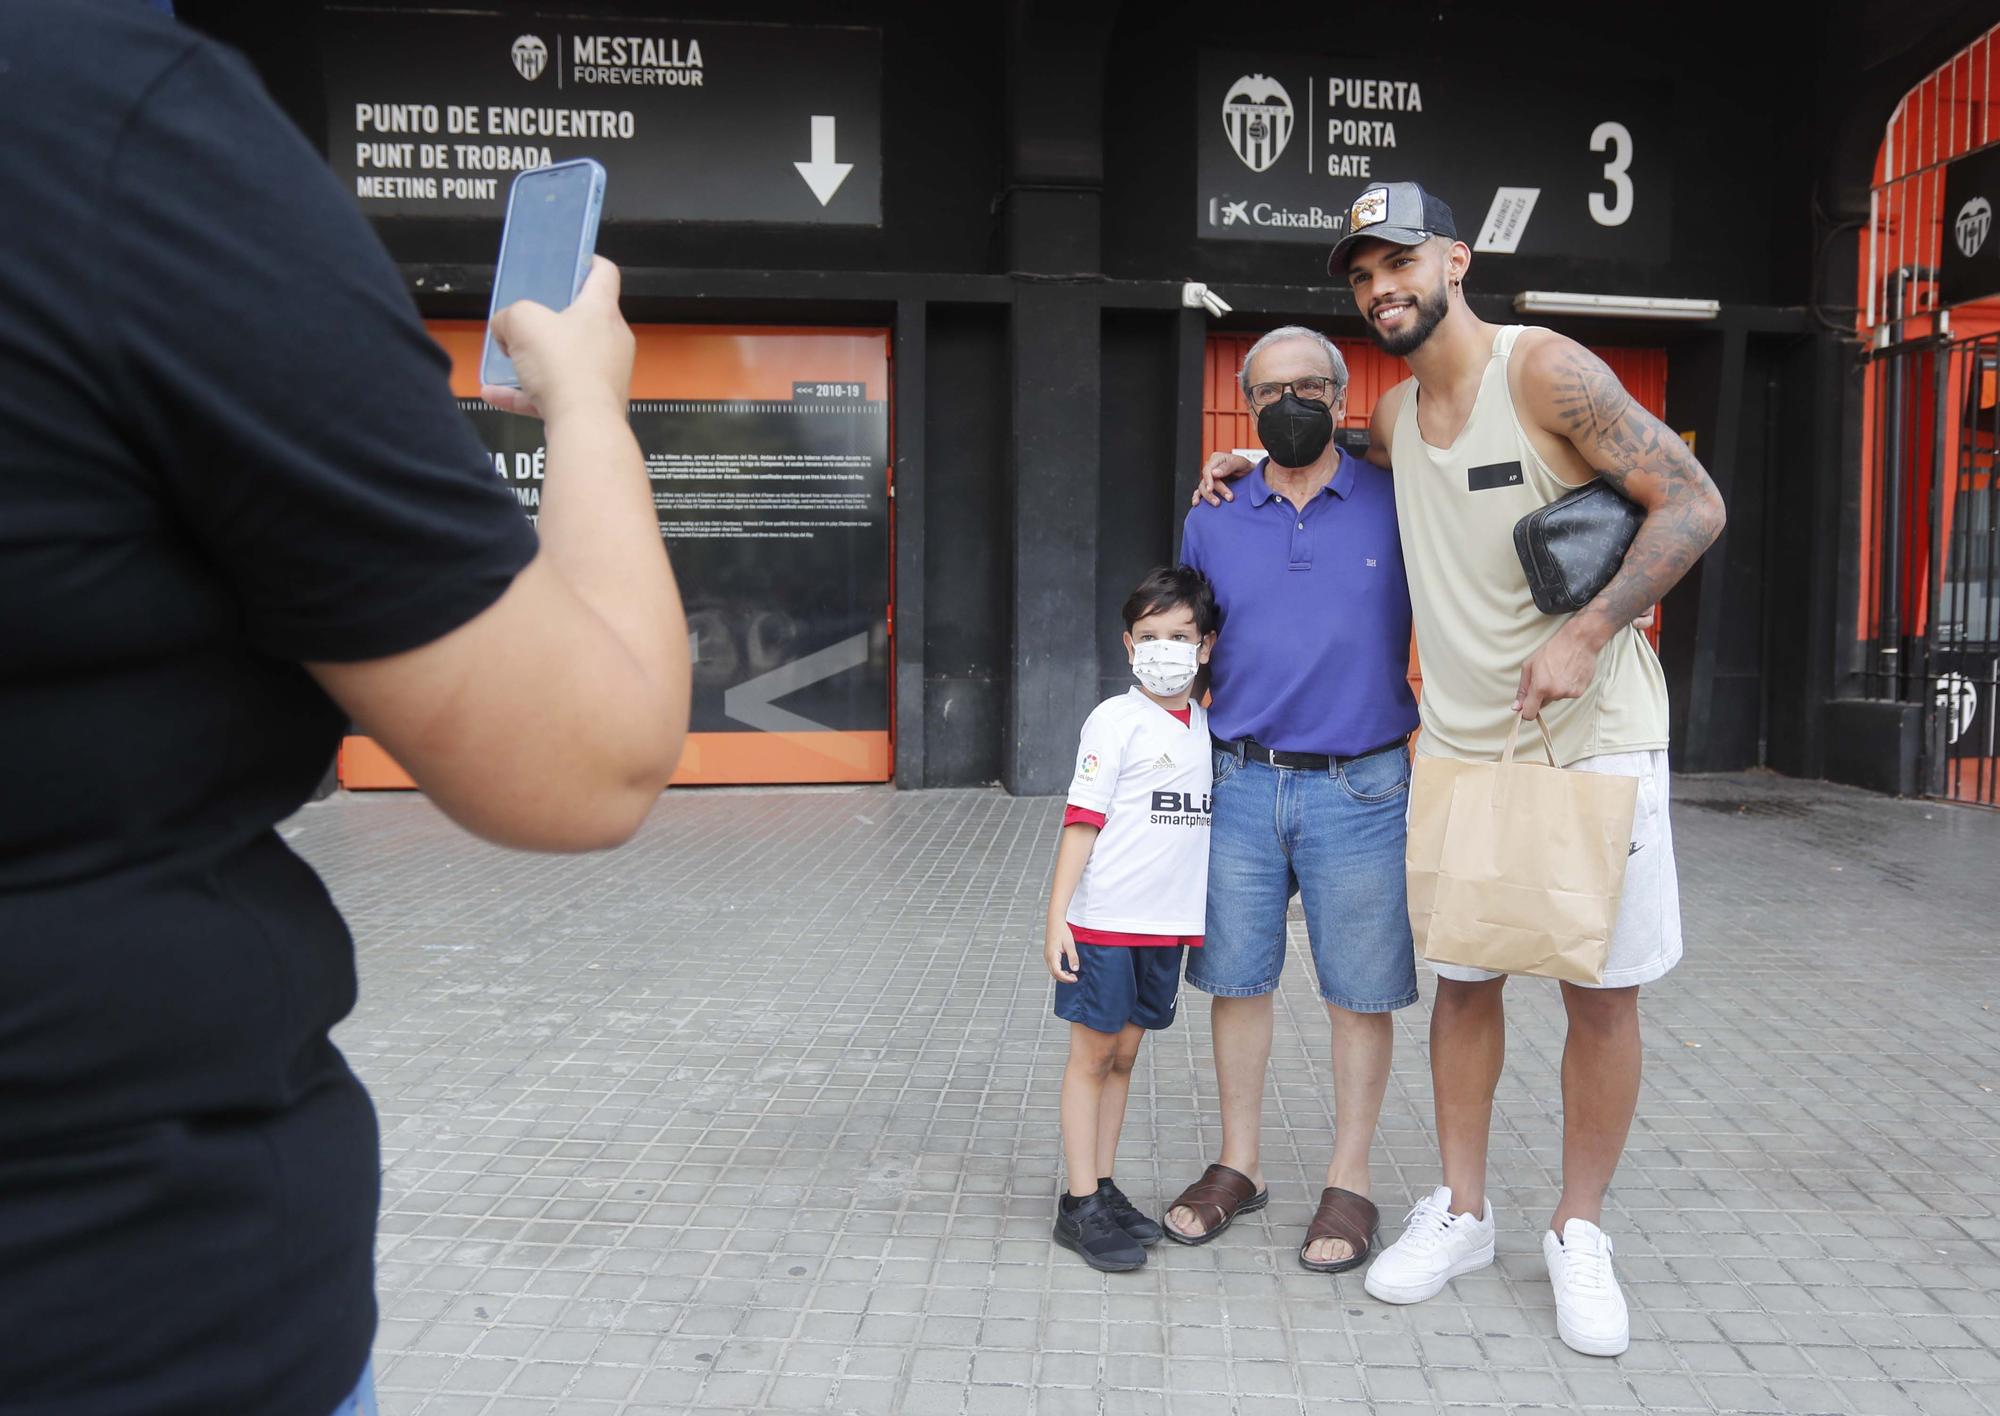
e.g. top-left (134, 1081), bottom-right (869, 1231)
top-left (1405, 750), bottom-right (1481, 951)
top-left (1409, 717), bottom-right (1639, 985)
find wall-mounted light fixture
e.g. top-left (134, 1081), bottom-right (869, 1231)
top-left (1513, 291), bottom-right (1720, 321)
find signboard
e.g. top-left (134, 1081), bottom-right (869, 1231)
top-left (1940, 144), bottom-right (2000, 308)
top-left (319, 8), bottom-right (881, 224)
top-left (344, 324), bottom-right (891, 789)
top-left (1196, 52), bottom-right (1670, 267)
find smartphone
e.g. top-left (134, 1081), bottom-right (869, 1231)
top-left (479, 158), bottom-right (607, 388)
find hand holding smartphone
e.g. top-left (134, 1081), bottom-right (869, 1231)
top-left (480, 157), bottom-right (607, 391)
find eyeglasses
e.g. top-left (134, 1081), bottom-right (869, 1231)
top-left (1247, 376), bottom-right (1342, 407)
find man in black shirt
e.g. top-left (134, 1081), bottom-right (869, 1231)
top-left (0, 4), bottom-right (689, 1412)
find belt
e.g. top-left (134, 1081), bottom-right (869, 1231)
top-left (1211, 733), bottom-right (1407, 772)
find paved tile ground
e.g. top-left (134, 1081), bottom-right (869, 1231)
top-left (290, 772), bottom-right (2000, 1416)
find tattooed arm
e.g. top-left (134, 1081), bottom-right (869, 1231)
top-left (1510, 333), bottom-right (1727, 719)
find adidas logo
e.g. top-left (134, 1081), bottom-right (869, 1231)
top-left (1152, 753), bottom-right (1176, 770)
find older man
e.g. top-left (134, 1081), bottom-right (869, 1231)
top-left (1163, 326), bottom-right (1418, 1272)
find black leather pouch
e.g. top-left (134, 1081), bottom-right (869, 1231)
top-left (1512, 480), bottom-right (1644, 615)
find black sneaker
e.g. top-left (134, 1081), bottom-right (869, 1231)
top-left (1097, 1180), bottom-right (1165, 1246)
top-left (1054, 1192), bottom-right (1147, 1272)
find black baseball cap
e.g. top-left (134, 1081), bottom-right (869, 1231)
top-left (1327, 181), bottom-right (1458, 275)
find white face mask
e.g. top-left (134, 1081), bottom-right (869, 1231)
top-left (1131, 639), bottom-right (1200, 696)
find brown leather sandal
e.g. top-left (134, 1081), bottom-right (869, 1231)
top-left (1298, 1186), bottom-right (1380, 1273)
top-left (1162, 1163), bottom-right (1269, 1246)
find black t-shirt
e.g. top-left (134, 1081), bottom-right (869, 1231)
top-left (0, 5), bottom-right (540, 1412)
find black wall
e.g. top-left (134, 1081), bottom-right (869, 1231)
top-left (1764, 333), bottom-right (1851, 778)
top-left (177, 0), bottom-right (1998, 793)
top-left (185, 0), bottom-right (1008, 277)
top-left (1102, 4), bottom-right (1798, 304)
top-left (1096, 310), bottom-right (1183, 703)
top-left (921, 306), bottom-right (1012, 786)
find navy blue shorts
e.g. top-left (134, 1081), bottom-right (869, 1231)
top-left (1053, 943), bottom-right (1186, 1033)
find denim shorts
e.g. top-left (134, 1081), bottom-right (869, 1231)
top-left (1185, 744), bottom-right (1418, 1013)
top-left (331, 1362), bottom-right (377, 1416)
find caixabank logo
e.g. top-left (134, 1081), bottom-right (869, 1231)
top-left (1206, 197), bottom-right (1348, 233)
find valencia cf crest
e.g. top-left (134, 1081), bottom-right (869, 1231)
top-left (1957, 196), bottom-right (1992, 258)
top-left (1222, 74), bottom-right (1293, 174)
top-left (511, 34), bottom-right (549, 81)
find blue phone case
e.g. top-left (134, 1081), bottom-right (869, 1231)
top-left (480, 158), bottom-right (606, 389)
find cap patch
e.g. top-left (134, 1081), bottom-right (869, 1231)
top-left (1351, 187), bottom-right (1389, 230)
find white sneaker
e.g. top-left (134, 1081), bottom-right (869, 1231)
top-left (1363, 1186), bottom-right (1496, 1304)
top-left (1544, 1218), bottom-right (1630, 1356)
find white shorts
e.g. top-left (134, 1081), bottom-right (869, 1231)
top-left (1427, 748), bottom-right (1683, 989)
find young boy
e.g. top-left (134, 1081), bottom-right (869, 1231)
top-left (1045, 566), bottom-right (1218, 1271)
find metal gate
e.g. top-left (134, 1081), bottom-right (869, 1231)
top-left (1859, 331), bottom-right (2000, 804)
top-left (1858, 23), bottom-right (2000, 805)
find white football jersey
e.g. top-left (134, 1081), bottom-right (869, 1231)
top-left (1064, 689), bottom-right (1213, 935)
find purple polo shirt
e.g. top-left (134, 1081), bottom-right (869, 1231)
top-left (1181, 453), bottom-right (1418, 756)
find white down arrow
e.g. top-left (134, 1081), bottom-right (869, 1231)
top-left (793, 115), bottom-right (852, 206)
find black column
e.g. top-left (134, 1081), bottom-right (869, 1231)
top-left (1171, 307), bottom-right (1209, 547)
top-left (892, 298), bottom-right (926, 787)
top-left (1765, 330), bottom-right (1852, 781)
top-left (1001, 3), bottom-right (1113, 795)
top-left (1662, 326), bottom-right (1747, 770)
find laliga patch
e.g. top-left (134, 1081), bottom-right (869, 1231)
top-left (1079, 753), bottom-right (1100, 781)
top-left (1350, 187), bottom-right (1389, 230)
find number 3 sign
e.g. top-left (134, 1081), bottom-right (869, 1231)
top-left (1590, 121), bottom-right (1634, 227)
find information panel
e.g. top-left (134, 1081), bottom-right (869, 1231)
top-left (344, 325), bottom-right (891, 789)
top-left (1196, 51), bottom-right (1670, 267)
top-left (319, 8), bottom-right (881, 225)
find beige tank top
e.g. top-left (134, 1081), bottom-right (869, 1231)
top-left (1390, 324), bottom-right (1668, 766)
